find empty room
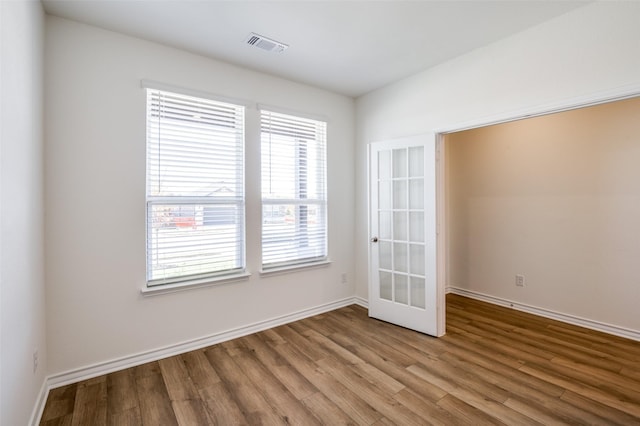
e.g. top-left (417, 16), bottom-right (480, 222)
top-left (2, 1), bottom-right (640, 425)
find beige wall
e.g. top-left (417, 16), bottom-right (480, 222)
top-left (446, 97), bottom-right (640, 331)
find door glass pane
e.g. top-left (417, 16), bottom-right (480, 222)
top-left (394, 243), bottom-right (407, 273)
top-left (379, 150), bottom-right (391, 180)
top-left (393, 180), bottom-right (407, 209)
top-left (379, 211), bottom-right (392, 240)
top-left (410, 244), bottom-right (425, 276)
top-left (379, 181), bottom-right (391, 210)
top-left (380, 271), bottom-right (392, 301)
top-left (395, 274), bottom-right (408, 305)
top-left (393, 211), bottom-right (407, 241)
top-left (409, 178), bottom-right (424, 210)
top-left (392, 148), bottom-right (407, 178)
top-left (379, 241), bottom-right (392, 270)
top-left (375, 142), bottom-right (429, 315)
top-left (410, 277), bottom-right (425, 309)
top-left (409, 212), bottom-right (424, 243)
top-left (409, 146), bottom-right (424, 177)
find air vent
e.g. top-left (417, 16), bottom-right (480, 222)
top-left (245, 33), bottom-right (288, 53)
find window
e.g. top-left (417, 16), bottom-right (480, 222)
top-left (146, 88), bottom-right (245, 285)
top-left (261, 109), bottom-right (327, 269)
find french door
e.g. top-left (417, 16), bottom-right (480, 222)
top-left (368, 134), bottom-right (441, 336)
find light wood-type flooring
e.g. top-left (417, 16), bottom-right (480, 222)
top-left (40, 294), bottom-right (640, 425)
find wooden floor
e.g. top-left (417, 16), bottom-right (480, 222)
top-left (40, 294), bottom-right (640, 425)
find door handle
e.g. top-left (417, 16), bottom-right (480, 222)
top-left (371, 237), bottom-right (378, 243)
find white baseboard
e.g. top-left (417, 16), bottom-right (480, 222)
top-left (29, 379), bottom-right (49, 426)
top-left (448, 287), bottom-right (640, 342)
top-left (353, 296), bottom-right (369, 308)
top-left (34, 295), bottom-right (361, 423)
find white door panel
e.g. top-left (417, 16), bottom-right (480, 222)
top-left (368, 134), bottom-right (440, 335)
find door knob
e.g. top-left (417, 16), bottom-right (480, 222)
top-left (371, 237), bottom-right (378, 243)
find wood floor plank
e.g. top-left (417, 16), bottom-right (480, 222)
top-left (203, 345), bottom-right (285, 424)
top-left (180, 350), bottom-right (221, 391)
top-left (170, 399), bottom-right (213, 426)
top-left (106, 407), bottom-right (141, 426)
top-left (249, 332), bottom-right (318, 400)
top-left (157, 356), bottom-right (200, 401)
top-left (303, 327), bottom-right (366, 365)
top-left (327, 313), bottom-right (417, 367)
top-left (41, 295), bottom-right (640, 425)
top-left (559, 389), bottom-right (640, 425)
top-left (317, 356), bottom-right (427, 425)
top-left (198, 382), bottom-right (247, 425)
top-left (411, 356), bottom-right (511, 404)
top-left (300, 392), bottom-right (355, 425)
top-left (329, 331), bottom-right (448, 403)
top-left (435, 394), bottom-right (504, 426)
top-left (443, 325), bottom-right (528, 369)
top-left (551, 356), bottom-right (640, 397)
top-left (272, 341), bottom-right (382, 425)
top-left (437, 339), bottom-right (565, 399)
top-left (71, 377), bottom-right (107, 426)
top-left (106, 368), bottom-right (140, 425)
top-left (446, 386), bottom-right (543, 426)
top-left (222, 341), bottom-right (322, 425)
top-left (391, 388), bottom-right (462, 426)
top-left (41, 383), bottom-right (78, 423)
top-left (133, 362), bottom-right (178, 426)
top-left (41, 415), bottom-right (74, 426)
top-left (274, 323), bottom-right (332, 362)
top-left (521, 360), bottom-right (640, 417)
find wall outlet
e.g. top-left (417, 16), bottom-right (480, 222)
top-left (33, 349), bottom-right (39, 374)
top-left (515, 274), bottom-right (525, 287)
top-left (341, 272), bottom-right (348, 284)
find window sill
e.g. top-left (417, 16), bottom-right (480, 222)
top-left (259, 259), bottom-right (332, 277)
top-left (141, 271), bottom-right (251, 296)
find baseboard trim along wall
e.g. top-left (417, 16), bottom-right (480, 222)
top-left (353, 296), bottom-right (369, 308)
top-left (29, 380), bottom-right (50, 426)
top-left (32, 296), bottom-right (363, 425)
top-left (447, 286), bottom-right (640, 342)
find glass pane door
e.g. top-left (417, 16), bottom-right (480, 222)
top-left (377, 145), bottom-right (426, 309)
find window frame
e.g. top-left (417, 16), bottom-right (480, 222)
top-left (144, 84), bottom-right (247, 287)
top-left (260, 108), bottom-right (329, 271)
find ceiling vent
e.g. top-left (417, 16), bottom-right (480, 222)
top-left (245, 33), bottom-right (288, 53)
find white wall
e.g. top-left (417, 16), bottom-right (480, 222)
top-left (0, 0), bottom-right (47, 424)
top-left (45, 16), bottom-right (355, 375)
top-left (355, 2), bottom-right (640, 325)
top-left (447, 98), bottom-right (640, 331)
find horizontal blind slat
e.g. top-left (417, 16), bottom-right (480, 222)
top-left (146, 88), bottom-right (245, 283)
top-left (261, 109), bottom-right (327, 269)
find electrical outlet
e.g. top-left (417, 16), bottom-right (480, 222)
top-left (515, 274), bottom-right (525, 287)
top-left (341, 273), bottom-right (348, 284)
top-left (33, 349), bottom-right (39, 374)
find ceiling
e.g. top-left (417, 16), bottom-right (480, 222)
top-left (42, 1), bottom-right (588, 98)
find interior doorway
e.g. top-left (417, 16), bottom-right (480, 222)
top-left (439, 94), bottom-right (640, 339)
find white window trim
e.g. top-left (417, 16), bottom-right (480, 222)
top-left (257, 103), bottom-right (328, 123)
top-left (142, 79), bottom-right (254, 108)
top-left (145, 86), bottom-right (246, 286)
top-left (260, 109), bottom-right (328, 270)
top-left (259, 259), bottom-right (332, 277)
top-left (141, 271), bottom-right (252, 296)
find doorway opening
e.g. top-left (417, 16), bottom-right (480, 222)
top-left (438, 93), bottom-right (640, 340)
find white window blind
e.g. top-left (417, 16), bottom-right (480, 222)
top-left (261, 109), bottom-right (327, 269)
top-left (146, 88), bottom-right (245, 285)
